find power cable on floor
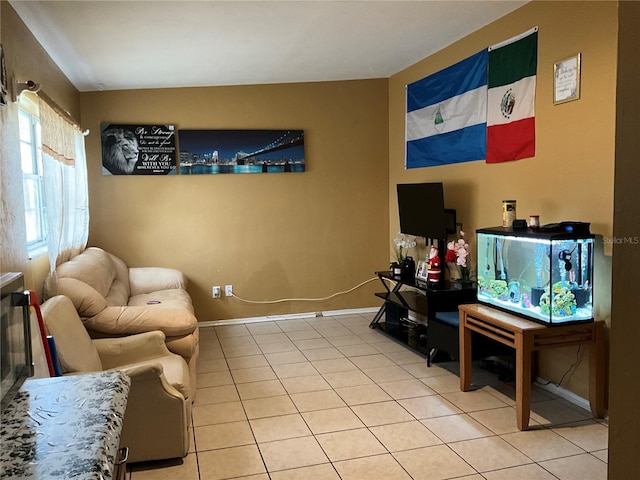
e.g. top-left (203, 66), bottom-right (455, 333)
top-left (229, 276), bottom-right (394, 304)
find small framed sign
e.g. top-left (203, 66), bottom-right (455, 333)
top-left (554, 53), bottom-right (581, 104)
top-left (416, 260), bottom-right (429, 282)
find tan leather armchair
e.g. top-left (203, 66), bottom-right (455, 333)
top-left (41, 295), bottom-right (191, 463)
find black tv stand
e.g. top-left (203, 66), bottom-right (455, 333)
top-left (370, 271), bottom-right (477, 365)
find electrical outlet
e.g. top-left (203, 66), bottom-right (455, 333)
top-left (212, 286), bottom-right (221, 298)
top-left (225, 285), bottom-right (233, 297)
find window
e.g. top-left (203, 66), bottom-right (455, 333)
top-left (18, 108), bottom-right (47, 256)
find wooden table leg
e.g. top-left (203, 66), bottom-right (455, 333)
top-left (459, 310), bottom-right (472, 391)
top-left (515, 332), bottom-right (533, 430)
top-left (589, 321), bottom-right (606, 417)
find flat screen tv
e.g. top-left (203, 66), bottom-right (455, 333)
top-left (397, 182), bottom-right (447, 240)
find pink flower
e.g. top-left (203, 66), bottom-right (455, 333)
top-left (446, 232), bottom-right (470, 268)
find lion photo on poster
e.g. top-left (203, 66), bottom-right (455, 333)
top-left (101, 123), bottom-right (177, 175)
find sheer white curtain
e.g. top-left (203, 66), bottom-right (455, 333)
top-left (39, 99), bottom-right (89, 296)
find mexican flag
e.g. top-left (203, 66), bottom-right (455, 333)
top-left (486, 28), bottom-right (538, 163)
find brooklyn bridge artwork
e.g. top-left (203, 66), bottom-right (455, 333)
top-left (178, 129), bottom-right (305, 174)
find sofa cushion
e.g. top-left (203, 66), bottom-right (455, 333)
top-left (87, 306), bottom-right (197, 337)
top-left (129, 267), bottom-right (188, 296)
top-left (106, 278), bottom-right (130, 306)
top-left (128, 289), bottom-right (195, 313)
top-left (106, 251), bottom-right (131, 295)
top-left (56, 247), bottom-right (118, 298)
top-left (58, 277), bottom-right (109, 318)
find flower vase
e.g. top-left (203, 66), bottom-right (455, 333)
top-left (390, 262), bottom-right (402, 277)
top-left (401, 256), bottom-right (416, 281)
top-left (453, 266), bottom-right (472, 289)
top-left (453, 279), bottom-right (474, 290)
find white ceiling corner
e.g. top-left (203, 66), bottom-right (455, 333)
top-left (9, 0), bottom-right (528, 92)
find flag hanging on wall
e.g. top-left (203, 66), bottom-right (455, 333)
top-left (405, 50), bottom-right (487, 169)
top-left (486, 27), bottom-right (538, 163)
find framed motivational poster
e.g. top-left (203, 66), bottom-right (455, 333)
top-left (101, 123), bottom-right (177, 175)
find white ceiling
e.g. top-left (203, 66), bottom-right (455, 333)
top-left (9, 0), bottom-right (527, 92)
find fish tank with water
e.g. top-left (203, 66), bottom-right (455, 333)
top-left (476, 226), bottom-right (594, 325)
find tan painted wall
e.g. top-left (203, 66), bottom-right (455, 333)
top-left (0, 1), bottom-right (79, 295)
top-left (389, 1), bottom-right (617, 399)
top-left (79, 81), bottom-right (390, 321)
top-left (608, 2), bottom-right (640, 478)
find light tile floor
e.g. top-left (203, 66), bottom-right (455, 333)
top-left (127, 313), bottom-right (608, 480)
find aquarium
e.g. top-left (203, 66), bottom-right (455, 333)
top-left (476, 226), bottom-right (594, 325)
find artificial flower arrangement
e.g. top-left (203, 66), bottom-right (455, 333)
top-left (393, 232), bottom-right (416, 264)
top-left (445, 230), bottom-right (472, 282)
top-left (391, 233), bottom-right (417, 279)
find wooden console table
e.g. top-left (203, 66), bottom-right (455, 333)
top-left (458, 303), bottom-right (605, 430)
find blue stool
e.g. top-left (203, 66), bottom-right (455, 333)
top-left (434, 311), bottom-right (460, 327)
top-left (428, 310), bottom-right (513, 367)
top-left (427, 311), bottom-right (461, 366)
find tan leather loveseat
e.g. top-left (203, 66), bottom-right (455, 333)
top-left (47, 247), bottom-right (199, 397)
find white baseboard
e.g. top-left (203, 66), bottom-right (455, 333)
top-left (198, 306), bottom-right (379, 327)
top-left (486, 356), bottom-right (596, 413)
top-left (534, 377), bottom-right (594, 412)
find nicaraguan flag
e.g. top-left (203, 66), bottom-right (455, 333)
top-left (486, 28), bottom-right (538, 163)
top-left (406, 50), bottom-right (487, 169)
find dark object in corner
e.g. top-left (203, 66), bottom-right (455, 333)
top-left (512, 219), bottom-right (528, 229)
top-left (540, 221), bottom-right (591, 235)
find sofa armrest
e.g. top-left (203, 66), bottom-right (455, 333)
top-left (110, 362), bottom-right (184, 400)
top-left (113, 359), bottom-right (188, 463)
top-left (94, 331), bottom-right (171, 368)
top-left (115, 360), bottom-right (165, 382)
top-left (85, 305), bottom-right (197, 337)
top-left (129, 267), bottom-right (188, 296)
